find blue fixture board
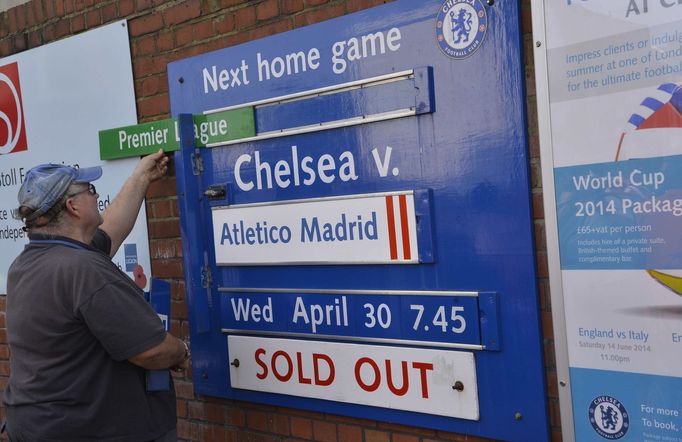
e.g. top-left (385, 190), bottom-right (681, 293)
top-left (168, 0), bottom-right (549, 440)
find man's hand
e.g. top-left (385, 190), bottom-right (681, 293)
top-left (133, 149), bottom-right (169, 185)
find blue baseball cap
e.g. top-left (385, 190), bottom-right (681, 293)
top-left (18, 164), bottom-right (103, 221)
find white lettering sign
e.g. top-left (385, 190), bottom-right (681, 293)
top-left (228, 336), bottom-right (479, 420)
top-left (211, 191), bottom-right (419, 265)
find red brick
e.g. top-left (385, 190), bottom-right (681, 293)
top-left (55, 0), bottom-right (65, 17)
top-left (156, 30), bottom-right (173, 52)
top-left (176, 399), bottom-right (187, 418)
top-left (0, 361), bottom-right (9, 376)
top-left (136, 0), bottom-right (152, 11)
top-left (192, 19), bottom-right (213, 41)
top-left (27, 30), bottom-right (42, 48)
top-left (151, 238), bottom-right (178, 259)
top-left (63, 0), bottom-right (75, 15)
top-left (200, 424), bottom-right (235, 442)
top-left (148, 218), bottom-right (180, 238)
top-left (149, 198), bottom-right (172, 217)
top-left (171, 299), bottom-right (187, 320)
top-left (532, 190), bottom-right (544, 220)
top-left (534, 221), bottom-right (546, 252)
top-left (133, 54), bottom-right (166, 77)
top-left (137, 93), bottom-right (169, 119)
top-left (116, 0), bottom-right (133, 16)
top-left (173, 24), bottom-right (192, 46)
top-left (129, 12), bottom-right (163, 37)
top-left (163, 0), bottom-right (201, 27)
top-left (290, 417), bottom-right (312, 439)
top-left (235, 5), bottom-right (256, 29)
top-left (86, 8), bottom-right (101, 28)
top-left (34, 1), bottom-right (45, 23)
top-left (247, 409), bottom-right (268, 431)
top-left (73, 0), bottom-right (89, 12)
top-left (312, 420), bottom-right (336, 442)
top-left (45, 0), bottom-right (56, 20)
top-left (70, 15), bottom-right (85, 33)
top-left (0, 40), bottom-right (11, 58)
top-left (177, 419), bottom-right (199, 440)
top-left (15, 5), bottom-right (26, 31)
top-left (293, 4), bottom-right (345, 28)
top-left (171, 280), bottom-right (185, 301)
top-left (281, 0), bottom-right (304, 14)
top-left (268, 413), bottom-right (290, 435)
top-left (25, 3), bottom-right (36, 28)
top-left (338, 424), bottom-right (361, 442)
top-left (256, 0), bottom-right (278, 21)
top-left (392, 435), bottom-right (420, 442)
top-left (14, 33), bottom-right (27, 52)
top-left (213, 13), bottom-right (234, 34)
top-left (147, 177), bottom-right (177, 198)
top-left (364, 429), bottom-right (389, 442)
top-left (536, 251), bottom-right (549, 278)
top-left (542, 310), bottom-right (554, 339)
top-left (101, 2), bottom-right (118, 23)
top-left (151, 258), bottom-right (183, 278)
top-left (135, 34), bottom-right (156, 57)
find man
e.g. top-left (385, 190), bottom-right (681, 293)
top-left (4, 150), bottom-right (188, 442)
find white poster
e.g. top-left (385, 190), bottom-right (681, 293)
top-left (0, 21), bottom-right (152, 292)
top-left (534, 1), bottom-right (682, 441)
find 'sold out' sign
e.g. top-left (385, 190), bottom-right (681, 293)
top-left (211, 191), bottom-right (422, 265)
top-left (98, 108), bottom-right (255, 160)
top-left (228, 335), bottom-right (479, 419)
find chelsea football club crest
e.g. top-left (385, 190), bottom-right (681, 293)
top-left (589, 396), bottom-right (630, 440)
top-left (436, 0), bottom-right (487, 60)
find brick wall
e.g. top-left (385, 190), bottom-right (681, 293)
top-left (0, 1), bottom-right (561, 441)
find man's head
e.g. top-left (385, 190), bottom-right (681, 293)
top-left (16, 163), bottom-right (102, 229)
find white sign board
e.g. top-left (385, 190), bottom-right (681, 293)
top-left (0, 21), bottom-right (152, 292)
top-left (228, 335), bottom-right (479, 419)
top-left (532, 1), bottom-right (682, 440)
top-left (212, 191), bottom-right (419, 265)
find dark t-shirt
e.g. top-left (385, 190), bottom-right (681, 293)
top-left (4, 230), bottom-right (176, 441)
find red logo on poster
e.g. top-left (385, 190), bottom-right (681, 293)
top-left (0, 62), bottom-right (28, 155)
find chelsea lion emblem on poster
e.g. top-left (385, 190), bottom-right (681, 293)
top-left (589, 396), bottom-right (630, 439)
top-left (436, 0), bottom-right (488, 60)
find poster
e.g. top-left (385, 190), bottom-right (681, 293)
top-left (0, 21), bottom-right (152, 292)
top-left (535, 1), bottom-right (682, 440)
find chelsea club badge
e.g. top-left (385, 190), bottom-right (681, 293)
top-left (436, 0), bottom-right (488, 60)
top-left (589, 395), bottom-right (630, 440)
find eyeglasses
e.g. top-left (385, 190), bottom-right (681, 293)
top-left (67, 183), bottom-right (97, 198)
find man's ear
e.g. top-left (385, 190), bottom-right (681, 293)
top-left (64, 197), bottom-right (80, 217)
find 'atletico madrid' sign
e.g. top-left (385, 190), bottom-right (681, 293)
top-left (211, 191), bottom-right (427, 265)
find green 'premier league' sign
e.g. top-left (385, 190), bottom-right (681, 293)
top-left (98, 107), bottom-right (255, 160)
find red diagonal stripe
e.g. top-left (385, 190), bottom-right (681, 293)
top-left (385, 196), bottom-right (397, 260)
top-left (399, 195), bottom-right (411, 260)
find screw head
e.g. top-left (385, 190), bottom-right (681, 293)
top-left (536, 41), bottom-right (542, 48)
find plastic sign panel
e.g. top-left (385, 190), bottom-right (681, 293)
top-left (0, 21), bottom-right (153, 292)
top-left (212, 191), bottom-right (426, 265)
top-left (170, 0), bottom-right (548, 440)
top-left (532, 1), bottom-right (682, 441)
top-left (98, 107), bottom-right (255, 160)
top-left (228, 336), bottom-right (479, 419)
top-left (219, 288), bottom-right (499, 349)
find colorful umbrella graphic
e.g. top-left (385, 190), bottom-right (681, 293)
top-left (617, 83), bottom-right (682, 297)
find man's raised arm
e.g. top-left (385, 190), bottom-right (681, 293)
top-left (100, 149), bottom-right (169, 256)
